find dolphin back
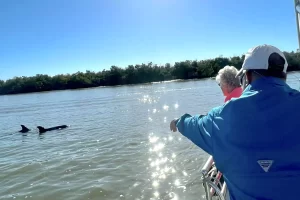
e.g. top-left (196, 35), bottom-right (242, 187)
top-left (37, 126), bottom-right (46, 133)
top-left (20, 125), bottom-right (30, 133)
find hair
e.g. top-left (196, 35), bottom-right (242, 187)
top-left (216, 66), bottom-right (241, 89)
top-left (250, 52), bottom-right (287, 80)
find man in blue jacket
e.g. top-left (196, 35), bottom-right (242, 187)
top-left (170, 44), bottom-right (300, 200)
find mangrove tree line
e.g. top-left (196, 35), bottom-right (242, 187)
top-left (1, 51), bottom-right (300, 95)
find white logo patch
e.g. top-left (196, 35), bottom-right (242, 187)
top-left (257, 160), bottom-right (273, 172)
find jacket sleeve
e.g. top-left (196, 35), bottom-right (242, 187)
top-left (175, 110), bottom-right (215, 155)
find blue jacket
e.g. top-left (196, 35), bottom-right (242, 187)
top-left (176, 77), bottom-right (300, 200)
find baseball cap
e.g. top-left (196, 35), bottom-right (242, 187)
top-left (236, 44), bottom-right (288, 77)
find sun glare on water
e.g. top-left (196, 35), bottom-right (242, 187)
top-left (143, 93), bottom-right (183, 200)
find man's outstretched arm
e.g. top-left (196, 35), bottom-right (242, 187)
top-left (170, 111), bottom-right (215, 155)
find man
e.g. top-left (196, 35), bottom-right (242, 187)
top-left (170, 44), bottom-right (300, 200)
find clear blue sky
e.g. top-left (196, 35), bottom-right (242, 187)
top-left (0, 0), bottom-right (298, 80)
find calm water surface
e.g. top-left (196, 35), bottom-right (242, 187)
top-left (1, 72), bottom-right (300, 200)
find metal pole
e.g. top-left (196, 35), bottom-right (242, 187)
top-left (294, 0), bottom-right (300, 52)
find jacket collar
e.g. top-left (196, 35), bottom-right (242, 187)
top-left (244, 77), bottom-right (287, 92)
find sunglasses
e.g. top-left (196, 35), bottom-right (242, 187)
top-left (239, 73), bottom-right (245, 86)
top-left (239, 70), bottom-right (264, 86)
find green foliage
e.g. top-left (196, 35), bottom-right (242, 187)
top-left (0, 51), bottom-right (300, 95)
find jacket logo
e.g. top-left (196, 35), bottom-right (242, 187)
top-left (257, 160), bottom-right (273, 172)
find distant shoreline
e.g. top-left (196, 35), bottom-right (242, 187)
top-left (1, 72), bottom-right (300, 96)
top-left (0, 77), bottom-right (215, 96)
top-left (1, 51), bottom-right (300, 95)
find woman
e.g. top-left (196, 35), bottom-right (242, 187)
top-left (216, 65), bottom-right (243, 102)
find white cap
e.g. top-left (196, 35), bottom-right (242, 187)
top-left (236, 44), bottom-right (288, 77)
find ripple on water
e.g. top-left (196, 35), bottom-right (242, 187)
top-left (147, 131), bottom-right (186, 200)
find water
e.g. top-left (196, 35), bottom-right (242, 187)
top-left (0, 72), bottom-right (299, 200)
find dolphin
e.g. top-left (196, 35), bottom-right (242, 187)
top-left (19, 125), bottom-right (30, 133)
top-left (37, 125), bottom-right (68, 134)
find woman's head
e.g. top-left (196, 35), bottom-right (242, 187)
top-left (216, 66), bottom-right (241, 96)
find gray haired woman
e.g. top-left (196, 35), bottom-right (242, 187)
top-left (216, 65), bottom-right (243, 102)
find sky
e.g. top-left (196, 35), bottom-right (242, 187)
top-left (0, 0), bottom-right (298, 80)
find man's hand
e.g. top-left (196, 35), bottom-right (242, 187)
top-left (170, 119), bottom-right (178, 132)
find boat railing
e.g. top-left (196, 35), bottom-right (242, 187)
top-left (201, 155), bottom-right (227, 200)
